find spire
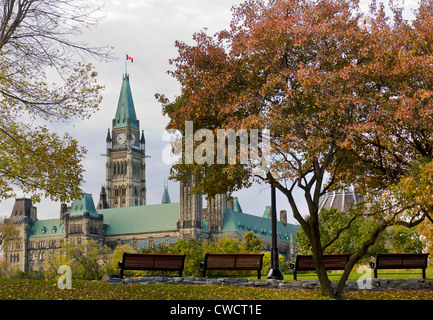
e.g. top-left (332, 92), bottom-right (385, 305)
top-left (161, 184), bottom-right (171, 204)
top-left (114, 74), bottom-right (138, 129)
top-left (106, 129), bottom-right (112, 143)
top-left (231, 197), bottom-right (243, 213)
top-left (97, 186), bottom-right (109, 209)
top-left (106, 129), bottom-right (112, 149)
top-left (140, 130), bottom-right (145, 150)
top-left (263, 205), bottom-right (271, 219)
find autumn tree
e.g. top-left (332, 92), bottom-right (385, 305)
top-left (0, 0), bottom-right (112, 203)
top-left (44, 239), bottom-right (113, 280)
top-left (159, 0), bottom-right (433, 299)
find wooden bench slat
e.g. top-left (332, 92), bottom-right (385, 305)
top-left (236, 256), bottom-right (263, 269)
top-left (206, 255), bottom-right (236, 269)
top-left (118, 253), bottom-right (186, 278)
top-left (200, 253), bottom-right (264, 278)
top-left (291, 254), bottom-right (351, 280)
top-left (371, 253), bottom-right (429, 279)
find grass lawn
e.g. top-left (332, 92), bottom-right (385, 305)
top-left (1, 271), bottom-right (433, 300)
top-left (284, 268), bottom-right (433, 281)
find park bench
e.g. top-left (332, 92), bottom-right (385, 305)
top-left (289, 254), bottom-right (351, 280)
top-left (118, 253), bottom-right (186, 279)
top-left (199, 253), bottom-right (264, 279)
top-left (370, 253), bottom-right (430, 279)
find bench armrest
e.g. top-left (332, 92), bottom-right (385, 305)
top-left (369, 261), bottom-right (376, 268)
top-left (198, 261), bottom-right (205, 271)
top-left (289, 262), bottom-right (295, 269)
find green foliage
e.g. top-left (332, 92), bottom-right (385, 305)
top-left (296, 208), bottom-right (424, 257)
top-left (170, 238), bottom-right (205, 277)
top-left (44, 240), bottom-right (113, 280)
top-left (388, 226), bottom-right (425, 254)
top-left (241, 231), bottom-right (265, 253)
top-left (295, 208), bottom-right (388, 256)
top-left (261, 252), bottom-right (290, 277)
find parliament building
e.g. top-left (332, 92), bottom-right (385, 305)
top-left (4, 74), bottom-right (299, 273)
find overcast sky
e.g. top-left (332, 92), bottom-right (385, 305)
top-left (0, 0), bottom-right (419, 223)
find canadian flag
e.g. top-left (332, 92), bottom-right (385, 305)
top-left (126, 54), bottom-right (133, 63)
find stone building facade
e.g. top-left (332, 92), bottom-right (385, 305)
top-left (3, 74), bottom-right (299, 273)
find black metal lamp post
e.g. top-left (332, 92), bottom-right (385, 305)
top-left (267, 182), bottom-right (284, 280)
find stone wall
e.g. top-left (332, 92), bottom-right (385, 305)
top-left (103, 275), bottom-right (433, 291)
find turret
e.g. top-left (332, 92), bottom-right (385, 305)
top-left (179, 174), bottom-right (203, 240)
top-left (106, 129), bottom-right (112, 150)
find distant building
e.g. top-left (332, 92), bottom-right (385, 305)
top-left (4, 74), bottom-right (299, 273)
top-left (319, 185), bottom-right (361, 212)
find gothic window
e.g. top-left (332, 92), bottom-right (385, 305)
top-left (90, 226), bottom-right (99, 235)
top-left (70, 225), bottom-right (82, 234)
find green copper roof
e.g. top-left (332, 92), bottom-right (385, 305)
top-left (99, 203), bottom-right (179, 236)
top-left (114, 74), bottom-right (138, 129)
top-left (161, 187), bottom-right (171, 204)
top-left (28, 219), bottom-right (64, 238)
top-left (69, 193), bottom-right (99, 217)
top-left (222, 208), bottom-right (299, 244)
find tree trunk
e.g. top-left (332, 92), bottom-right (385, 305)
top-left (334, 224), bottom-right (388, 298)
top-left (308, 219), bottom-right (337, 298)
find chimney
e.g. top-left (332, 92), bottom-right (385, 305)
top-left (280, 210), bottom-right (287, 227)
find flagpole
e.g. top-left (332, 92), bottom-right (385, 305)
top-left (125, 53), bottom-right (127, 75)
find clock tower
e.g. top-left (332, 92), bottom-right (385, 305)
top-left (105, 74), bottom-right (146, 208)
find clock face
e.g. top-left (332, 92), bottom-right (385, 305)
top-left (116, 133), bottom-right (126, 145)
